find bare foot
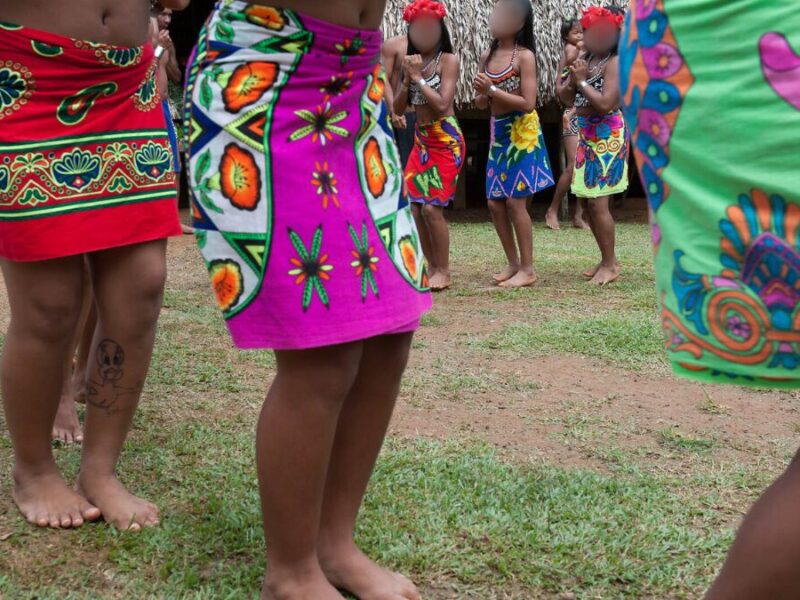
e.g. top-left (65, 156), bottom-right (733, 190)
top-left (589, 264), bottom-right (621, 286)
top-left (320, 542), bottom-right (420, 600)
top-left (499, 270), bottom-right (538, 289)
top-left (573, 219), bottom-right (590, 230)
top-left (181, 224), bottom-right (195, 235)
top-left (77, 473), bottom-right (159, 531)
top-left (13, 470), bottom-right (100, 528)
top-left (582, 263), bottom-right (601, 278)
top-left (545, 209), bottom-right (561, 230)
top-left (52, 393), bottom-right (83, 445)
top-left (493, 264), bottom-right (519, 283)
top-left (429, 271), bottom-right (451, 292)
top-left (262, 568), bottom-right (344, 600)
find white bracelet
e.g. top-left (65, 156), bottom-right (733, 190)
top-left (418, 78), bottom-right (427, 88)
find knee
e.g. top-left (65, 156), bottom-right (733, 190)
top-left (563, 165), bottom-right (575, 179)
top-left (421, 204), bottom-right (441, 221)
top-left (16, 293), bottom-right (82, 343)
top-left (109, 262), bottom-right (167, 334)
top-left (280, 343), bottom-right (363, 405)
top-left (507, 199), bottom-right (527, 216)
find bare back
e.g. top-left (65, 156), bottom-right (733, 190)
top-left (244, 0), bottom-right (387, 30)
top-left (0, 0), bottom-right (152, 47)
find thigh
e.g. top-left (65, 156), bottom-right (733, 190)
top-left (360, 332), bottom-right (413, 379)
top-left (1, 256), bottom-right (85, 336)
top-left (564, 135), bottom-right (578, 164)
top-left (275, 340), bottom-right (365, 400)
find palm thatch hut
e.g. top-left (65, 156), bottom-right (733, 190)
top-left (382, 0), bottom-right (622, 107)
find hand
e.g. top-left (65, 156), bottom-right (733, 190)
top-left (403, 55), bottom-right (424, 81)
top-left (158, 30), bottom-right (174, 51)
top-left (473, 73), bottom-right (493, 96)
top-left (570, 58), bottom-right (589, 84)
top-left (565, 45), bottom-right (579, 65)
top-left (391, 113), bottom-right (407, 130)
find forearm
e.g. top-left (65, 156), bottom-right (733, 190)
top-left (420, 85), bottom-right (450, 114)
top-left (582, 86), bottom-right (617, 113)
top-left (475, 94), bottom-right (489, 110)
top-left (393, 82), bottom-right (409, 115)
top-left (559, 83), bottom-right (577, 106)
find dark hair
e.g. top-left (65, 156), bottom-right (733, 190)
top-left (406, 19), bottom-right (454, 56)
top-left (561, 18), bottom-right (580, 42)
top-left (485, 0), bottom-right (536, 68)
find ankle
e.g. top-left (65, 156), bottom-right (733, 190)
top-left (13, 460), bottom-right (61, 483)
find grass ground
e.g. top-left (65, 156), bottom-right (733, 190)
top-left (1, 211), bottom-right (798, 599)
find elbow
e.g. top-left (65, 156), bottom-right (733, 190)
top-left (522, 100), bottom-right (536, 114)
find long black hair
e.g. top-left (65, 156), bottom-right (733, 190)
top-left (561, 18), bottom-right (580, 42)
top-left (406, 20), bottom-right (454, 56)
top-left (485, 0), bottom-right (536, 68)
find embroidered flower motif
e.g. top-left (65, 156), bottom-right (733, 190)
top-left (133, 141), bottom-right (171, 180)
top-left (287, 226), bottom-right (334, 311)
top-left (209, 259), bottom-right (244, 312)
top-left (349, 222), bottom-right (380, 301)
top-left (335, 35), bottom-right (366, 66)
top-left (51, 148), bottom-right (102, 190)
top-left (0, 66), bottom-right (29, 114)
top-left (321, 73), bottom-right (353, 99)
top-left (310, 161), bottom-right (339, 209)
top-left (290, 102), bottom-right (349, 146)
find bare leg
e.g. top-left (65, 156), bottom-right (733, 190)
top-left (487, 199), bottom-right (519, 283)
top-left (0, 256), bottom-right (101, 529)
top-left (177, 177), bottom-right (194, 235)
top-left (584, 197), bottom-right (620, 285)
top-left (410, 203), bottom-right (435, 278)
top-left (564, 137), bottom-right (589, 229)
top-left (259, 342), bottom-right (363, 600)
top-left (581, 199), bottom-right (601, 278)
top-left (317, 333), bottom-right (419, 600)
top-left (421, 204), bottom-right (451, 291)
top-left (76, 240), bottom-right (168, 531)
top-left (500, 198), bottom-right (538, 288)
top-left (545, 137), bottom-right (575, 231)
top-left (706, 449), bottom-right (800, 600)
top-left (52, 265), bottom-right (94, 444)
top-left (74, 299), bottom-right (98, 404)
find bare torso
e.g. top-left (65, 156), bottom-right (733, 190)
top-left (0, 0), bottom-right (152, 47)
top-left (244, 0), bottom-right (387, 30)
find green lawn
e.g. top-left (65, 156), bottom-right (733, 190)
top-left (0, 217), bottom-right (796, 599)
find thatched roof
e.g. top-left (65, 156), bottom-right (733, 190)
top-left (383, 0), bottom-right (620, 107)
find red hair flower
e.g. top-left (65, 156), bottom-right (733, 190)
top-left (403, 0), bottom-right (447, 23)
top-left (580, 6), bottom-right (624, 31)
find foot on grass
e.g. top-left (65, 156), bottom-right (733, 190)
top-left (429, 271), bottom-right (452, 292)
top-left (320, 541), bottom-right (420, 600)
top-left (573, 218), bottom-right (590, 230)
top-left (77, 473), bottom-right (159, 531)
top-left (52, 392), bottom-right (83, 445)
top-left (582, 263), bottom-right (601, 278)
top-left (545, 209), bottom-right (561, 230)
top-left (499, 270), bottom-right (538, 289)
top-left (13, 469), bottom-right (100, 529)
top-left (262, 567), bottom-right (344, 600)
top-left (589, 264), bottom-right (621, 286)
top-left (493, 264), bottom-right (519, 283)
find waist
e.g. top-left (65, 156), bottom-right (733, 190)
top-left (214, 1), bottom-right (382, 60)
top-left (0, 20), bottom-right (151, 69)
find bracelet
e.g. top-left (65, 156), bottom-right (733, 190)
top-left (489, 85), bottom-right (498, 97)
top-left (579, 80), bottom-right (589, 90)
top-left (418, 78), bottom-right (427, 88)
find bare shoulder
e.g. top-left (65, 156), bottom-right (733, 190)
top-left (442, 52), bottom-right (460, 68)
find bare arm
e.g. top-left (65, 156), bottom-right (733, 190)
top-left (558, 53), bottom-right (578, 106)
top-left (488, 50), bottom-right (537, 114)
top-left (392, 71), bottom-right (409, 116)
top-left (573, 56), bottom-right (620, 113)
top-left (473, 50), bottom-right (490, 110)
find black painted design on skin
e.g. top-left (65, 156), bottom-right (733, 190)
top-left (84, 339), bottom-right (136, 414)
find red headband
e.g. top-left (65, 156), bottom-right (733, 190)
top-left (403, 0), bottom-right (447, 23)
top-left (580, 7), bottom-right (624, 31)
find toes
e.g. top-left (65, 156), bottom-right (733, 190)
top-left (59, 514), bottom-right (73, 528)
top-left (31, 513), bottom-right (49, 528)
top-left (80, 504), bottom-right (101, 522)
top-left (48, 514), bottom-right (62, 529)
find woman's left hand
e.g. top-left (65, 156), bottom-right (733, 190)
top-left (404, 55), bottom-right (424, 81)
top-left (473, 73), bottom-right (493, 95)
top-left (571, 58), bottom-right (589, 83)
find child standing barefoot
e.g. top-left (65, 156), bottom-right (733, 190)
top-left (0, 0), bottom-right (188, 531)
top-left (546, 19), bottom-right (589, 231)
top-left (474, 0), bottom-right (554, 289)
top-left (184, 1), bottom-right (431, 598)
top-left (560, 7), bottom-right (628, 286)
top-left (394, 0), bottom-right (465, 292)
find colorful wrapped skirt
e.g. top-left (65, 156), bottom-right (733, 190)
top-left (486, 111), bottom-right (554, 200)
top-left (571, 110), bottom-right (630, 199)
top-left (621, 0), bottom-right (800, 387)
top-left (405, 115), bottom-right (465, 207)
top-left (0, 22), bottom-right (179, 262)
top-left (185, 1), bottom-right (431, 350)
